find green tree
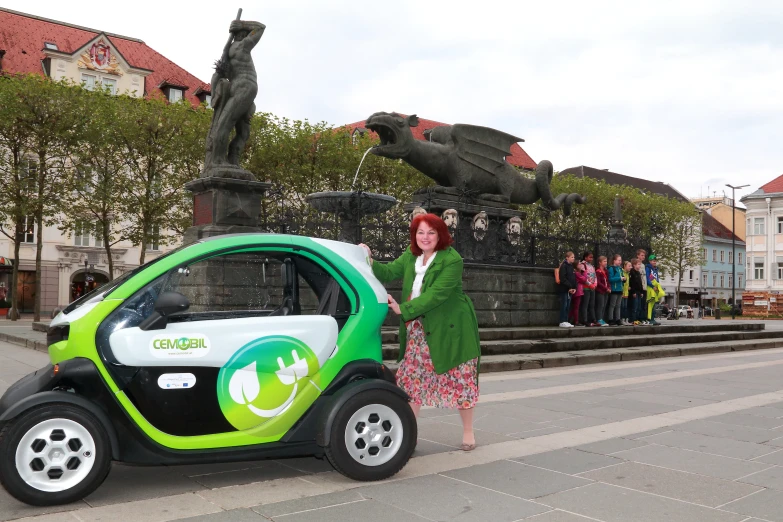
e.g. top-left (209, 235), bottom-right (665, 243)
top-left (243, 114), bottom-right (428, 253)
top-left (651, 205), bottom-right (705, 309)
top-left (112, 95), bottom-right (210, 265)
top-left (0, 74), bottom-right (35, 320)
top-left (60, 87), bottom-right (131, 279)
top-left (16, 75), bottom-right (90, 321)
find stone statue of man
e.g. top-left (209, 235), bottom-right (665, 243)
top-left (203, 18), bottom-right (265, 176)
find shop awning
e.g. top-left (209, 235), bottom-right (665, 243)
top-left (0, 257), bottom-right (12, 266)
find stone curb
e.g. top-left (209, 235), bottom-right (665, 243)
top-left (0, 332), bottom-right (48, 353)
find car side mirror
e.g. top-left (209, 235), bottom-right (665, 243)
top-left (139, 291), bottom-right (189, 331)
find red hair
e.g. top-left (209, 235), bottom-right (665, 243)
top-left (409, 213), bottom-right (453, 256)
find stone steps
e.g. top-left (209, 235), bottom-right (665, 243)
top-left (384, 337), bottom-right (783, 374)
top-left (382, 326), bottom-right (778, 359)
top-left (380, 321), bottom-right (762, 344)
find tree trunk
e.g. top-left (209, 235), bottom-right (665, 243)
top-left (103, 219), bottom-right (114, 280)
top-left (8, 220), bottom-right (22, 321)
top-left (34, 211), bottom-right (43, 322)
top-left (139, 230), bottom-right (147, 266)
top-left (33, 152), bottom-right (46, 323)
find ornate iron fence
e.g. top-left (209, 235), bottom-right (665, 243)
top-left (257, 187), bottom-right (652, 267)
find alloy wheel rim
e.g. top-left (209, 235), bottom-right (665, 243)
top-left (15, 418), bottom-right (97, 492)
top-left (344, 404), bottom-right (404, 466)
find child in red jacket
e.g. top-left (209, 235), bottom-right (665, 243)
top-left (570, 262), bottom-right (587, 326)
top-left (595, 256), bottom-right (611, 326)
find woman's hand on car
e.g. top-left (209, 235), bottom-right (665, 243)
top-left (387, 294), bottom-right (401, 315)
top-left (358, 243), bottom-right (373, 264)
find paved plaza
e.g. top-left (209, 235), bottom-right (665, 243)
top-left (5, 332), bottom-right (783, 521)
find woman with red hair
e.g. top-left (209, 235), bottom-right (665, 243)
top-left (360, 213), bottom-right (481, 451)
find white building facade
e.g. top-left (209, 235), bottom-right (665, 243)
top-left (742, 177), bottom-right (783, 293)
top-left (0, 8), bottom-right (208, 316)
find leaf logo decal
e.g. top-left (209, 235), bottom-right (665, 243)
top-left (228, 361), bottom-right (260, 404)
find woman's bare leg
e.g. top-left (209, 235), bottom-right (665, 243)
top-left (459, 407), bottom-right (475, 446)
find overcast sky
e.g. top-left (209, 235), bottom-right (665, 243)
top-left (6, 1), bottom-right (782, 205)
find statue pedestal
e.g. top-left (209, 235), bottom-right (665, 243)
top-left (406, 189), bottom-right (527, 264)
top-left (183, 176), bottom-right (271, 244)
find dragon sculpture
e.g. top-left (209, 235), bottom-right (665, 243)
top-left (365, 112), bottom-right (586, 215)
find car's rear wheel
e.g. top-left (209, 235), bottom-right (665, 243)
top-left (325, 388), bottom-right (416, 481)
top-left (0, 403), bottom-right (112, 506)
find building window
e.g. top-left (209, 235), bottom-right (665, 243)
top-left (703, 273), bottom-right (708, 286)
top-left (720, 274), bottom-right (724, 287)
top-left (729, 251), bottom-right (733, 264)
top-left (81, 73), bottom-right (96, 91)
top-left (754, 258), bottom-right (765, 280)
top-left (148, 224), bottom-right (160, 251)
top-left (747, 219), bottom-right (752, 237)
top-left (712, 250), bottom-right (717, 262)
top-left (205, 94), bottom-right (212, 108)
top-left (74, 221), bottom-right (91, 247)
top-left (102, 78), bottom-right (117, 95)
top-left (44, 42), bottom-right (58, 50)
top-left (94, 223), bottom-right (103, 247)
top-left (713, 274), bottom-right (717, 287)
top-left (754, 217), bottom-right (765, 235)
top-left (739, 252), bottom-right (743, 265)
top-left (720, 250), bottom-right (724, 263)
top-left (20, 157), bottom-right (37, 194)
top-left (168, 88), bottom-right (183, 103)
top-left (778, 217), bottom-right (783, 234)
top-left (703, 248), bottom-right (707, 260)
top-left (729, 275), bottom-right (733, 288)
top-left (739, 274), bottom-right (743, 288)
top-left (777, 257), bottom-right (783, 280)
top-left (689, 270), bottom-right (694, 281)
top-left (17, 216), bottom-right (35, 244)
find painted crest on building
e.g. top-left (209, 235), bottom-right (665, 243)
top-left (77, 39), bottom-right (123, 76)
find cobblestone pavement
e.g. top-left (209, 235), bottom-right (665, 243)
top-left (6, 336), bottom-right (783, 521)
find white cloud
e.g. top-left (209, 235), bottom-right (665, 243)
top-left (5, 0), bottom-right (782, 203)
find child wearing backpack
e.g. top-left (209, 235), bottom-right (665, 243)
top-left (607, 254), bottom-right (624, 326)
top-left (556, 251), bottom-right (577, 327)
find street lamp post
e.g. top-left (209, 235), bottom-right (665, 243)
top-left (726, 184), bottom-right (749, 319)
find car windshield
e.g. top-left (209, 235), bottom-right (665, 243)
top-left (61, 244), bottom-right (190, 315)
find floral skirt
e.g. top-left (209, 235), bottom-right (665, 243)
top-left (396, 319), bottom-right (479, 409)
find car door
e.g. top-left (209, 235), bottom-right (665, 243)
top-left (99, 249), bottom-right (348, 436)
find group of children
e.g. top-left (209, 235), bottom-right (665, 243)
top-left (556, 249), bottom-right (665, 328)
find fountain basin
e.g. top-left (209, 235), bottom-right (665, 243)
top-left (305, 191), bottom-right (397, 216)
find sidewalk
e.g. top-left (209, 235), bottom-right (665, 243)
top-left (4, 339), bottom-right (783, 521)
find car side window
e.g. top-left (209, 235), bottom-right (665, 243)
top-left (161, 252), bottom-right (284, 315)
top-left (158, 249), bottom-right (353, 323)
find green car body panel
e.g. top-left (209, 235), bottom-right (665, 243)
top-left (44, 234), bottom-right (388, 450)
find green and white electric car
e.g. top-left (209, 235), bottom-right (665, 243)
top-left (0, 234), bottom-right (416, 506)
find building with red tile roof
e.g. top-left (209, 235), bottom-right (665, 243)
top-left (741, 173), bottom-right (783, 296)
top-left (0, 7), bottom-right (209, 106)
top-left (344, 115), bottom-right (537, 170)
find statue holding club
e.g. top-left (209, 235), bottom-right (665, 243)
top-left (203, 9), bottom-right (265, 178)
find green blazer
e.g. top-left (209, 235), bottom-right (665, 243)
top-left (372, 246), bottom-right (481, 375)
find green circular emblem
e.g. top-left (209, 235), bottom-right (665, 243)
top-left (217, 336), bottom-right (320, 431)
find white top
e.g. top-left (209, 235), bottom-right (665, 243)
top-left (411, 252), bottom-right (438, 299)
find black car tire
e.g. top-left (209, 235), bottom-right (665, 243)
top-left (325, 388), bottom-right (416, 481)
top-left (0, 403), bottom-right (112, 506)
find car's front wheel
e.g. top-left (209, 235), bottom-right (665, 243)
top-left (0, 403), bottom-right (112, 506)
top-left (325, 388), bottom-right (416, 481)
